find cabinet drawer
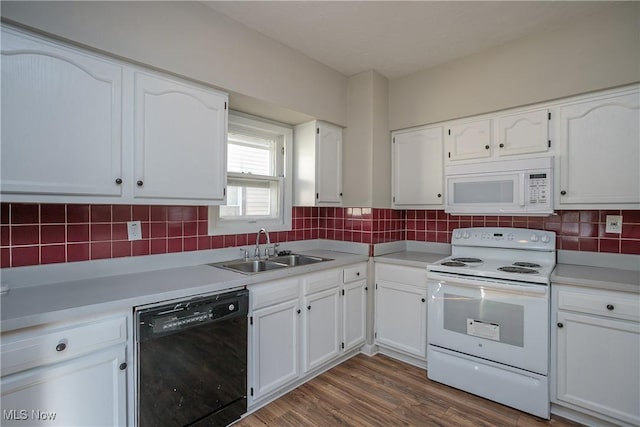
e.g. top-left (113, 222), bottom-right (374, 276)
top-left (303, 269), bottom-right (342, 295)
top-left (343, 263), bottom-right (367, 283)
top-left (557, 287), bottom-right (640, 322)
top-left (375, 263), bottom-right (427, 288)
top-left (251, 278), bottom-right (300, 310)
top-left (1, 315), bottom-right (127, 376)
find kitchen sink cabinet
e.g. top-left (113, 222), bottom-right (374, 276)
top-left (374, 263), bottom-right (428, 364)
top-left (0, 314), bottom-right (130, 426)
top-left (557, 87), bottom-right (640, 208)
top-left (552, 285), bottom-right (640, 426)
top-left (293, 121), bottom-right (343, 206)
top-left (248, 262), bottom-right (367, 407)
top-left (392, 126), bottom-right (444, 208)
top-left (1, 25), bottom-right (228, 206)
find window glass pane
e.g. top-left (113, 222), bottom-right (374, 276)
top-left (221, 178), bottom-right (280, 219)
top-left (227, 132), bottom-right (275, 176)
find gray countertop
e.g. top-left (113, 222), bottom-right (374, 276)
top-left (0, 248), bottom-right (367, 333)
top-left (373, 251), bottom-right (446, 269)
top-left (552, 263), bottom-right (640, 294)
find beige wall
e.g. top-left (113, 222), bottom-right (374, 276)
top-left (1, 1), bottom-right (347, 126)
top-left (343, 71), bottom-right (390, 208)
top-left (389, 3), bottom-right (640, 130)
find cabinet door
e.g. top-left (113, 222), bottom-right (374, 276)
top-left (250, 299), bottom-right (299, 402)
top-left (0, 346), bottom-right (126, 426)
top-left (342, 280), bottom-right (367, 352)
top-left (393, 127), bottom-right (443, 207)
top-left (495, 109), bottom-right (549, 156)
top-left (316, 123), bottom-right (343, 204)
top-left (555, 311), bottom-right (640, 425)
top-left (558, 91), bottom-right (640, 205)
top-left (375, 280), bottom-right (427, 359)
top-left (303, 287), bottom-right (341, 373)
top-left (1, 28), bottom-right (123, 198)
top-left (446, 119), bottom-right (492, 161)
top-left (133, 71), bottom-right (227, 203)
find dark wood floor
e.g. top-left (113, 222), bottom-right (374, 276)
top-left (237, 354), bottom-right (582, 427)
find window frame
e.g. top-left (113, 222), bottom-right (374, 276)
top-left (209, 111), bottom-right (292, 235)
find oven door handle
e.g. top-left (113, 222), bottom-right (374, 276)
top-left (428, 273), bottom-right (548, 296)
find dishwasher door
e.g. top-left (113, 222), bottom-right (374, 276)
top-left (136, 289), bottom-right (248, 427)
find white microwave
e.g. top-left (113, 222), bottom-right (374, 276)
top-left (445, 157), bottom-right (553, 216)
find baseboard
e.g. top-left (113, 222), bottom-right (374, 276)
top-left (377, 346), bottom-right (427, 369)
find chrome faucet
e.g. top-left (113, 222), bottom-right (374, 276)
top-left (255, 228), bottom-right (271, 259)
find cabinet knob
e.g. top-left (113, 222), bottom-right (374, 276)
top-left (56, 342), bottom-right (66, 352)
top-left (365, 287), bottom-right (368, 291)
top-left (606, 304), bottom-right (615, 311)
top-left (339, 192), bottom-right (343, 197)
top-left (307, 305), bottom-right (311, 310)
top-left (119, 362), bottom-right (127, 371)
top-left (484, 145), bottom-right (490, 150)
top-left (421, 298), bottom-right (426, 303)
top-left (437, 193), bottom-right (442, 198)
top-left (560, 190), bottom-right (567, 196)
top-left (557, 322), bottom-right (564, 328)
top-left (356, 272), bottom-right (360, 276)
top-left (115, 178), bottom-right (123, 185)
top-left (137, 180), bottom-right (144, 187)
top-left (499, 143), bottom-right (504, 148)
top-left (297, 309), bottom-right (301, 314)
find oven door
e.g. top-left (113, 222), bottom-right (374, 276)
top-left (427, 271), bottom-right (549, 375)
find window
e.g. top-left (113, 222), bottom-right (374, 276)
top-left (209, 112), bottom-right (292, 235)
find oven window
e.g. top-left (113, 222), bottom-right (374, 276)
top-left (443, 293), bottom-right (524, 347)
top-left (453, 180), bottom-right (514, 204)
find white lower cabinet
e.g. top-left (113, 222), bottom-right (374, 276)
top-left (0, 314), bottom-right (129, 426)
top-left (374, 263), bottom-right (428, 362)
top-left (248, 262), bottom-right (367, 407)
top-left (553, 285), bottom-right (640, 426)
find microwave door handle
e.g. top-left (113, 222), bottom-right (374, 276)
top-left (519, 173), bottom-right (526, 206)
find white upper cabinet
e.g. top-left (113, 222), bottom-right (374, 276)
top-left (0, 26), bottom-right (228, 205)
top-left (392, 126), bottom-right (443, 208)
top-left (446, 119), bottom-right (492, 161)
top-left (495, 109), bottom-right (550, 157)
top-left (133, 72), bottom-right (227, 203)
top-left (293, 121), bottom-right (343, 206)
top-left (557, 88), bottom-right (640, 207)
top-left (1, 26), bottom-right (123, 198)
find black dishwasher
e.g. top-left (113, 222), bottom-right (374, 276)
top-left (136, 288), bottom-right (248, 427)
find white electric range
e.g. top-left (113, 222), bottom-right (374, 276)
top-left (426, 227), bottom-right (556, 419)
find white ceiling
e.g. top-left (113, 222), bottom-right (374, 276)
top-left (204, 1), bottom-right (614, 80)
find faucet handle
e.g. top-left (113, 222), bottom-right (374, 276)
top-left (273, 243), bottom-right (280, 256)
top-left (239, 248), bottom-right (249, 261)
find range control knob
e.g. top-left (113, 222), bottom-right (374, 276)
top-left (462, 232), bottom-right (471, 239)
top-left (454, 231), bottom-right (462, 239)
top-left (228, 304), bottom-right (235, 312)
top-left (541, 235), bottom-right (551, 244)
top-left (530, 234), bottom-right (539, 242)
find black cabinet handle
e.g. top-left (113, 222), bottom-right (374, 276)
top-left (119, 363), bottom-right (127, 371)
top-left (339, 192), bottom-right (343, 197)
top-left (499, 143), bottom-right (504, 148)
top-left (484, 145), bottom-right (490, 150)
top-left (560, 190), bottom-right (567, 196)
top-left (307, 305), bottom-right (311, 310)
top-left (365, 287), bottom-right (368, 291)
top-left (115, 178), bottom-right (123, 185)
top-left (137, 180), bottom-right (144, 187)
top-left (606, 304), bottom-right (615, 311)
top-left (56, 342), bottom-right (66, 352)
top-left (297, 309), bottom-right (301, 314)
top-left (421, 298), bottom-right (426, 303)
top-left (557, 322), bottom-right (564, 328)
top-left (356, 272), bottom-right (360, 276)
top-left (437, 193), bottom-right (442, 198)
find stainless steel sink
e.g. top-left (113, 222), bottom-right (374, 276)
top-left (269, 254), bottom-right (332, 266)
top-left (209, 254), bottom-right (332, 274)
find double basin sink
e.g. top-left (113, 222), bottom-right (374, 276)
top-left (210, 254), bottom-right (333, 274)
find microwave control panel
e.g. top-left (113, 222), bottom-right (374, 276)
top-left (527, 173), bottom-right (549, 204)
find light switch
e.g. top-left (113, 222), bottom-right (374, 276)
top-left (127, 221), bottom-right (143, 241)
top-left (605, 215), bottom-right (623, 234)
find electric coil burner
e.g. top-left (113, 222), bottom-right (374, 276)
top-left (427, 227), bottom-right (556, 419)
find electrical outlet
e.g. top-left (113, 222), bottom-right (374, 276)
top-left (605, 215), bottom-right (623, 234)
top-left (127, 221), bottom-right (142, 241)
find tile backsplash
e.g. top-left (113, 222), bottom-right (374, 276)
top-left (1, 203), bottom-right (638, 268)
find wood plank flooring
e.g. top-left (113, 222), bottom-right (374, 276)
top-left (237, 354), bottom-right (582, 427)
